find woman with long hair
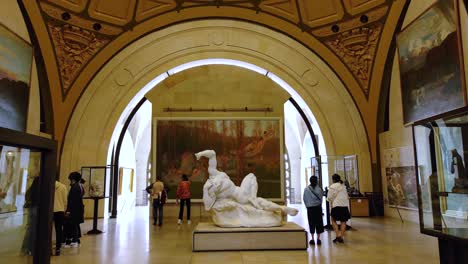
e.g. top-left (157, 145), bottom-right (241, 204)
top-left (327, 174), bottom-right (350, 243)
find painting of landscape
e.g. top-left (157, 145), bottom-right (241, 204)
top-left (155, 119), bottom-right (282, 199)
top-left (397, 0), bottom-right (465, 124)
top-left (0, 24), bottom-right (32, 132)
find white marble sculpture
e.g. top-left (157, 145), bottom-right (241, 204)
top-left (195, 150), bottom-right (298, 227)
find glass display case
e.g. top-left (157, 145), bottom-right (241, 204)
top-left (313, 155), bottom-right (360, 195)
top-left (80, 166), bottom-right (111, 197)
top-left (0, 144), bottom-right (42, 262)
top-left (413, 112), bottom-right (468, 240)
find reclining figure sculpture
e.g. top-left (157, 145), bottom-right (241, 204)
top-left (195, 150), bottom-right (298, 227)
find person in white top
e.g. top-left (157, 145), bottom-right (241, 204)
top-left (327, 174), bottom-right (350, 243)
top-left (53, 180), bottom-right (68, 255)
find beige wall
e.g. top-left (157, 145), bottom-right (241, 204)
top-left (379, 0), bottom-right (468, 223)
top-left (146, 65), bottom-right (289, 118)
top-left (0, 0), bottom-right (41, 136)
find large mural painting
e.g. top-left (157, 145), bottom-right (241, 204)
top-left (155, 119), bottom-right (282, 199)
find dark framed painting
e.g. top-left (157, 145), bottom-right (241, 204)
top-left (0, 23), bottom-right (33, 132)
top-left (153, 118), bottom-right (283, 200)
top-left (397, 0), bottom-right (466, 125)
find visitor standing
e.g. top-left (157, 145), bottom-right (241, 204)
top-left (53, 180), bottom-right (68, 255)
top-left (303, 175), bottom-right (324, 245)
top-left (176, 174), bottom-right (191, 225)
top-left (327, 173), bottom-right (350, 243)
top-left (66, 172), bottom-right (84, 247)
top-left (21, 175), bottom-right (40, 255)
top-left (151, 177), bottom-right (165, 226)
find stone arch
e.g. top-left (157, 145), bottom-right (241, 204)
top-left (60, 20), bottom-right (372, 192)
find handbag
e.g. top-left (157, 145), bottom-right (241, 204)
top-left (159, 189), bottom-right (167, 205)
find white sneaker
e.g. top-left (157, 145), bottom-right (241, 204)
top-left (187, 220), bottom-right (191, 225)
top-left (70, 242), bottom-right (79, 248)
top-left (177, 219), bottom-right (182, 225)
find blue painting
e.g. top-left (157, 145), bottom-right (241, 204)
top-left (0, 24), bottom-right (33, 132)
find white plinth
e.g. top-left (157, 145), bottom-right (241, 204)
top-left (192, 222), bottom-right (307, 251)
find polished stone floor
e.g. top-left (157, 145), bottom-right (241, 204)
top-left (46, 204), bottom-right (440, 264)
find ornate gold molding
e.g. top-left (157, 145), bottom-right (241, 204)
top-left (47, 21), bottom-right (110, 97)
top-left (323, 22), bottom-right (383, 97)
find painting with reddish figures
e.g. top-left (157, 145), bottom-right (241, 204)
top-left (155, 119), bottom-right (282, 199)
top-left (397, 0), bottom-right (466, 124)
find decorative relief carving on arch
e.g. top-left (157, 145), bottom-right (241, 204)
top-left (323, 21), bottom-right (383, 97)
top-left (36, 0), bottom-right (396, 100)
top-left (47, 20), bottom-right (110, 97)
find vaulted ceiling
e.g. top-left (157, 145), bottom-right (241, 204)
top-left (20, 0), bottom-right (408, 162)
top-left (37, 0), bottom-right (393, 98)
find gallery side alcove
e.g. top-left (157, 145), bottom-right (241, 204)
top-left (58, 20), bottom-right (372, 217)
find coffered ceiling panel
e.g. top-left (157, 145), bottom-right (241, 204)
top-left (88, 0), bottom-right (137, 26)
top-left (47, 0), bottom-right (88, 13)
top-left (135, 0), bottom-right (176, 22)
top-left (41, 2), bottom-right (123, 35)
top-left (259, 0), bottom-right (299, 23)
top-left (343, 0), bottom-right (386, 16)
top-left (35, 0), bottom-right (397, 99)
top-left (182, 0), bottom-right (255, 8)
top-left (298, 0), bottom-right (344, 28)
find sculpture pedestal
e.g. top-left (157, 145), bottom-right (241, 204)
top-left (192, 222), bottom-right (307, 251)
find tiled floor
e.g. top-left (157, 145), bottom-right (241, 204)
top-left (47, 205), bottom-right (439, 264)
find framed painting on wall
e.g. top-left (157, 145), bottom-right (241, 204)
top-left (383, 147), bottom-right (418, 209)
top-left (397, 0), bottom-right (466, 125)
top-left (0, 23), bottom-right (33, 132)
top-left (153, 118), bottom-right (283, 200)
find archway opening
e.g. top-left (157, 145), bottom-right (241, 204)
top-left (59, 19), bottom-right (370, 221)
top-left (109, 61), bottom-right (326, 218)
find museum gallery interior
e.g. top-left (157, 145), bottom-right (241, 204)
top-left (0, 0), bottom-right (467, 263)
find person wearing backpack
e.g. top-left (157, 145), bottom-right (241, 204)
top-left (303, 175), bottom-right (324, 245)
top-left (151, 177), bottom-right (165, 226)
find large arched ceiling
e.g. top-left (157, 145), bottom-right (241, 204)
top-left (37, 0), bottom-right (393, 97)
top-left (20, 0), bottom-right (407, 164)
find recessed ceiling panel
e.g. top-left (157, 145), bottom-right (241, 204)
top-left (260, 0), bottom-right (300, 23)
top-left (135, 0), bottom-right (176, 22)
top-left (297, 0), bottom-right (344, 28)
top-left (342, 0), bottom-right (385, 16)
top-left (47, 0), bottom-right (88, 13)
top-left (88, 0), bottom-right (137, 26)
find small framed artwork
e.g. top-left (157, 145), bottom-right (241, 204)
top-left (397, 0), bottom-right (467, 125)
top-left (0, 23), bottom-right (33, 132)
